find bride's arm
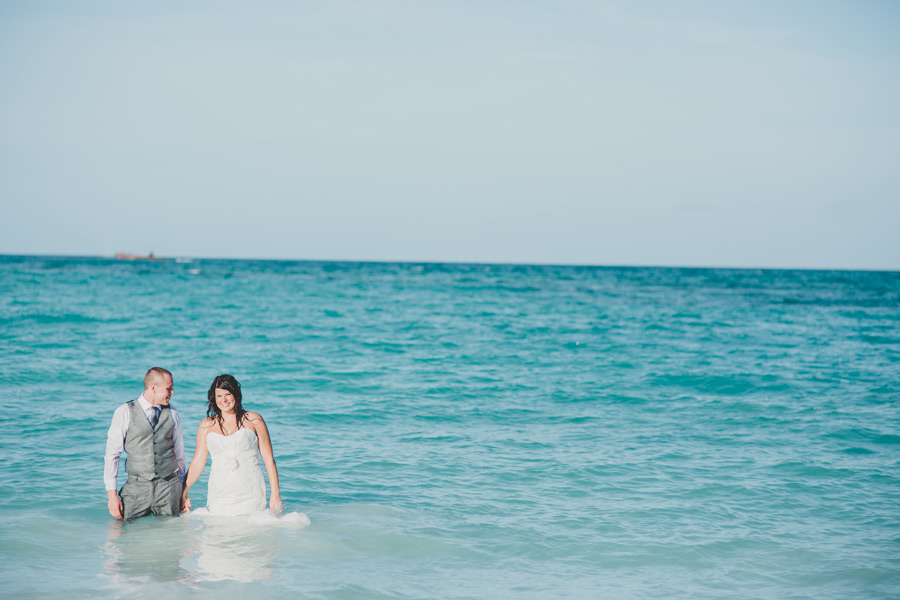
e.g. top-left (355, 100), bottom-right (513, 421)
top-left (253, 413), bottom-right (283, 513)
top-left (181, 420), bottom-right (211, 512)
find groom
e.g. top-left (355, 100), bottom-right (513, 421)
top-left (104, 367), bottom-right (187, 520)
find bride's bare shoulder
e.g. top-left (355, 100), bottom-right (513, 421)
top-left (198, 417), bottom-right (217, 430)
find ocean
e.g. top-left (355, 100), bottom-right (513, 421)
top-left (0, 255), bottom-right (898, 599)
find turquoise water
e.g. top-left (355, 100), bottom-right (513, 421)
top-left (1, 255), bottom-right (898, 599)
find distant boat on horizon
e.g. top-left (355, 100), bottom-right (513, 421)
top-left (115, 252), bottom-right (165, 261)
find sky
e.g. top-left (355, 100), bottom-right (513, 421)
top-left (1, 0), bottom-right (898, 270)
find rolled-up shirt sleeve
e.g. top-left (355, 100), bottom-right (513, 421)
top-left (104, 404), bottom-right (130, 491)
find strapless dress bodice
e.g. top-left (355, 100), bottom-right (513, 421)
top-left (207, 428), bottom-right (260, 468)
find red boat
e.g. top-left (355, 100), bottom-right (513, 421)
top-left (115, 252), bottom-right (164, 261)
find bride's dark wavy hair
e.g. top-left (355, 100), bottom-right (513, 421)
top-left (207, 374), bottom-right (248, 433)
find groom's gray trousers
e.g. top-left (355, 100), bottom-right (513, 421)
top-left (120, 474), bottom-right (182, 520)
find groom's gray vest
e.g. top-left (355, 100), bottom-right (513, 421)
top-left (124, 400), bottom-right (177, 480)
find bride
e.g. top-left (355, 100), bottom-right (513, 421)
top-left (182, 374), bottom-right (294, 519)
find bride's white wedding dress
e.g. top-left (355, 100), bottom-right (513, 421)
top-left (191, 428), bottom-right (309, 526)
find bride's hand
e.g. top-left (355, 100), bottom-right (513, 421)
top-left (270, 496), bottom-right (283, 514)
top-left (181, 492), bottom-right (191, 513)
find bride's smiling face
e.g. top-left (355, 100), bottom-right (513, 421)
top-left (215, 388), bottom-right (236, 413)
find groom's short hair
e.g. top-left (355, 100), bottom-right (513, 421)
top-left (144, 367), bottom-right (173, 389)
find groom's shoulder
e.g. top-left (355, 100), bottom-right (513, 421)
top-left (113, 399), bottom-right (136, 413)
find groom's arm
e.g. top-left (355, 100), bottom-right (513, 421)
top-left (104, 404), bottom-right (129, 519)
top-left (171, 409), bottom-right (187, 483)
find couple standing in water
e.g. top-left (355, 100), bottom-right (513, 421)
top-left (105, 368), bottom-right (297, 522)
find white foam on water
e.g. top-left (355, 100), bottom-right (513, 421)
top-left (187, 507), bottom-right (311, 528)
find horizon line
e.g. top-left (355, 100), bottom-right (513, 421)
top-left (1, 252), bottom-right (898, 274)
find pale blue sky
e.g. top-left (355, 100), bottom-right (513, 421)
top-left (1, 1), bottom-right (898, 269)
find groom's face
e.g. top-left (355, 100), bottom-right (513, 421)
top-left (150, 374), bottom-right (174, 405)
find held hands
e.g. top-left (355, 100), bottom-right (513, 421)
top-left (181, 491), bottom-right (192, 513)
